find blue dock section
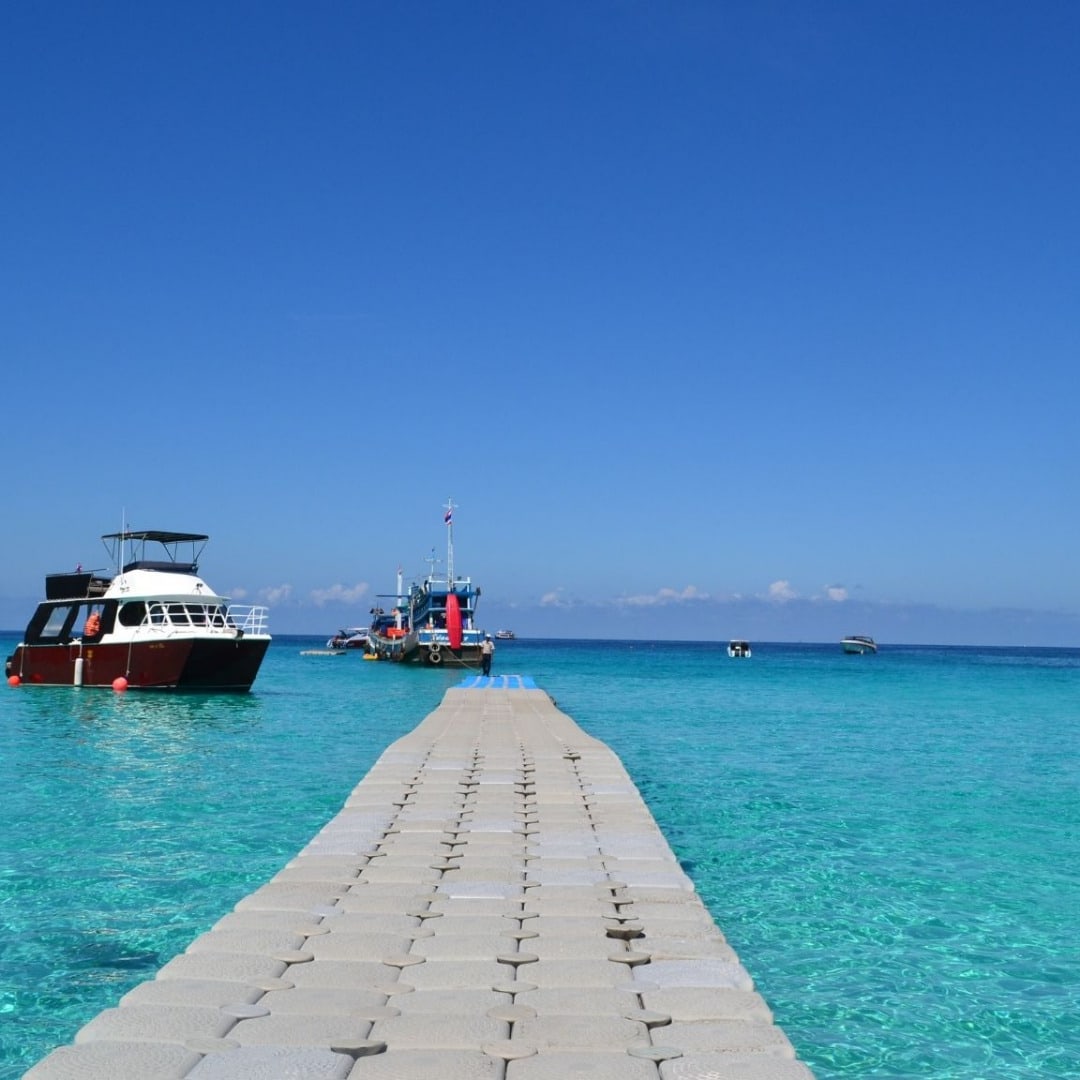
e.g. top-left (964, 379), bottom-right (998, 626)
top-left (458, 673), bottom-right (537, 689)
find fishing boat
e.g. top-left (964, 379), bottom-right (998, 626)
top-left (494, 630), bottom-right (516, 640)
top-left (366, 499), bottom-right (485, 667)
top-left (5, 530), bottom-right (271, 690)
top-left (727, 639), bottom-right (751, 658)
top-left (841, 635), bottom-right (877, 654)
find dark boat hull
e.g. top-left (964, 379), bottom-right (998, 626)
top-left (6, 637), bottom-right (270, 691)
top-left (366, 633), bottom-right (483, 668)
top-left (409, 644), bottom-right (483, 668)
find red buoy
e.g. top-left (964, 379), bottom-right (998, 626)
top-left (446, 593), bottom-right (462, 650)
top-left (112, 676), bottom-right (129, 692)
top-left (7, 674), bottom-right (20, 687)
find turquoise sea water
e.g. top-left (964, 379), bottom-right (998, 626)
top-left (1, 634), bottom-right (1078, 1078)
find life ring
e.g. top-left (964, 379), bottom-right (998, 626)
top-left (428, 645), bottom-right (443, 664)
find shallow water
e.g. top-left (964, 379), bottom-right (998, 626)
top-left (2, 635), bottom-right (1077, 1077)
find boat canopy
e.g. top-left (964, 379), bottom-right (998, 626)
top-left (102, 530), bottom-right (210, 575)
top-left (101, 530), bottom-right (210, 544)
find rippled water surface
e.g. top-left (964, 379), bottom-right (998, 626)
top-left (2, 635), bottom-right (1077, 1077)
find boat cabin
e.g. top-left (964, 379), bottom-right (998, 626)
top-left (411, 579), bottom-right (478, 631)
top-left (21, 598), bottom-right (239, 645)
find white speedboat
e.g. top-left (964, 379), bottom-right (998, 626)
top-left (841, 635), bottom-right (877, 654)
top-left (6, 530), bottom-right (270, 690)
top-left (327, 627), bottom-right (370, 650)
top-left (494, 630), bottom-right (516, 640)
top-left (727, 640), bottom-right (751, 658)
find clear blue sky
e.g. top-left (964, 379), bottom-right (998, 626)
top-left (2, 2), bottom-right (1078, 645)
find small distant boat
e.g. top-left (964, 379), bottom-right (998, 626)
top-left (5, 530), bottom-right (271, 690)
top-left (327, 627), bottom-right (370, 650)
top-left (727, 640), bottom-right (751, 658)
top-left (494, 630), bottom-right (516, 640)
top-left (366, 498), bottom-right (485, 667)
top-left (841, 635), bottom-right (877, 654)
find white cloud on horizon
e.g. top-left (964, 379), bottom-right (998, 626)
top-left (767, 580), bottom-right (797, 603)
top-left (310, 582), bottom-right (370, 606)
top-left (260, 584), bottom-right (293, 605)
top-left (825, 585), bottom-right (848, 602)
top-left (540, 588), bottom-right (569, 608)
top-left (618, 585), bottom-right (710, 607)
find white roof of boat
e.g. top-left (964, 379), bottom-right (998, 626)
top-left (105, 568), bottom-right (223, 599)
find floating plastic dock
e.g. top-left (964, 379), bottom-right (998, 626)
top-left (27, 681), bottom-right (816, 1079)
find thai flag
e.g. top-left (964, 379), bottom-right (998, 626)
top-left (444, 509), bottom-right (453, 525)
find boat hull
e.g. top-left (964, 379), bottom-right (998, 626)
top-left (6, 637), bottom-right (270, 691)
top-left (410, 643), bottom-right (483, 668)
top-left (841, 639), bottom-right (877, 655)
top-left (366, 631), bottom-right (483, 668)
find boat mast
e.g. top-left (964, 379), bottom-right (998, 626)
top-left (443, 497), bottom-right (456, 587)
top-left (118, 508), bottom-right (128, 574)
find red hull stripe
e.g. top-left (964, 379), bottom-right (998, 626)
top-left (8, 639), bottom-right (269, 691)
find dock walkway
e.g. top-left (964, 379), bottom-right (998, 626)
top-left (28, 680), bottom-right (816, 1079)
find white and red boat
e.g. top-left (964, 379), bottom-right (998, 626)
top-left (6, 530), bottom-right (271, 691)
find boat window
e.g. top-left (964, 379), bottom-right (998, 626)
top-left (185, 604), bottom-right (208, 626)
top-left (147, 602), bottom-right (167, 625)
top-left (40, 605), bottom-right (76, 641)
top-left (82, 606), bottom-right (103, 637)
top-left (208, 605), bottom-right (227, 627)
top-left (118, 601), bottom-right (147, 628)
top-left (167, 603), bottom-right (191, 625)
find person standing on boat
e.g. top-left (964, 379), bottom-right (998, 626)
top-left (480, 634), bottom-right (495, 676)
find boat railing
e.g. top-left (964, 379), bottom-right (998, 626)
top-left (227, 605), bottom-right (270, 636)
top-left (133, 604), bottom-right (270, 636)
top-left (423, 578), bottom-right (475, 591)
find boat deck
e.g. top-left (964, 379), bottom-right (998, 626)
top-left (27, 681), bottom-right (816, 1079)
